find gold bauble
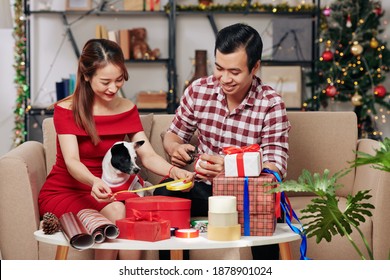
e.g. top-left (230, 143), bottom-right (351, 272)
top-left (351, 42), bottom-right (363, 56)
top-left (351, 92), bottom-right (363, 106)
top-left (370, 37), bottom-right (379, 49)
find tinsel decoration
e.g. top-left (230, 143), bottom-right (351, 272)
top-left (13, 0), bottom-right (29, 147)
top-left (42, 212), bottom-right (62, 235)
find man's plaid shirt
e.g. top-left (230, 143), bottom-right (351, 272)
top-left (169, 75), bottom-right (291, 178)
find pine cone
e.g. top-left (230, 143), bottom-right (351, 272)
top-left (42, 212), bottom-right (61, 234)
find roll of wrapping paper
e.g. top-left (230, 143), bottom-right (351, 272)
top-left (175, 229), bottom-right (199, 238)
top-left (207, 224), bottom-right (241, 241)
top-left (77, 209), bottom-right (119, 240)
top-left (59, 212), bottom-right (94, 250)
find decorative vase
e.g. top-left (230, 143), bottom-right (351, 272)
top-left (184, 50), bottom-right (208, 91)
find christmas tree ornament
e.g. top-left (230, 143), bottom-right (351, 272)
top-left (374, 85), bottom-right (386, 98)
top-left (346, 14), bottom-right (352, 28)
top-left (323, 7), bottom-right (331, 17)
top-left (351, 92), bottom-right (363, 106)
top-left (370, 37), bottom-right (379, 49)
top-left (374, 7), bottom-right (383, 16)
top-left (42, 212), bottom-right (61, 234)
top-left (325, 84), bottom-right (337, 97)
top-left (321, 49), bottom-right (333, 61)
top-left (351, 41), bottom-right (363, 56)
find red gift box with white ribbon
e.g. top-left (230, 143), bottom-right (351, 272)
top-left (223, 144), bottom-right (263, 177)
top-left (116, 209), bottom-right (170, 242)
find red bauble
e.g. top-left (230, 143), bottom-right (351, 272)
top-left (322, 50), bottom-right (333, 61)
top-left (374, 7), bottom-right (383, 16)
top-left (374, 85), bottom-right (386, 98)
top-left (323, 7), bottom-right (331, 17)
top-left (325, 85), bottom-right (337, 97)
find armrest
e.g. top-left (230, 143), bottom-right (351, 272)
top-left (0, 141), bottom-right (47, 259)
top-left (353, 138), bottom-right (390, 260)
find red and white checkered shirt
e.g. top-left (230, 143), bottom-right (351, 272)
top-left (169, 75), bottom-right (291, 177)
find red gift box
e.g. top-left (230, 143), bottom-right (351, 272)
top-left (125, 196), bottom-right (191, 229)
top-left (116, 210), bottom-right (171, 242)
top-left (212, 173), bottom-right (277, 236)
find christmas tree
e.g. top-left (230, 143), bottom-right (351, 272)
top-left (304, 0), bottom-right (390, 140)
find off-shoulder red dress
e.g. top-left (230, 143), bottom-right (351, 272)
top-left (38, 105), bottom-right (143, 217)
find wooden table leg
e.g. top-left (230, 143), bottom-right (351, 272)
top-left (55, 245), bottom-right (69, 260)
top-left (279, 242), bottom-right (292, 260)
top-left (170, 250), bottom-right (183, 260)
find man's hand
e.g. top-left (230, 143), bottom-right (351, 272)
top-left (195, 153), bottom-right (224, 180)
top-left (169, 143), bottom-right (197, 168)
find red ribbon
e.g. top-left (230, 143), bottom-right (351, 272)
top-left (223, 144), bottom-right (261, 177)
top-left (222, 144), bottom-right (261, 155)
top-left (130, 209), bottom-right (161, 222)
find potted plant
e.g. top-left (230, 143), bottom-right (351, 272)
top-left (270, 137), bottom-right (390, 260)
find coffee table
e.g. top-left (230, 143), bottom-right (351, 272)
top-left (34, 223), bottom-right (300, 260)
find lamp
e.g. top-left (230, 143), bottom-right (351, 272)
top-left (0, 0), bottom-right (13, 29)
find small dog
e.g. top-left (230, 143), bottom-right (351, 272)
top-left (102, 140), bottom-right (152, 197)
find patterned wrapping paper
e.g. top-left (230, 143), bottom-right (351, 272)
top-left (213, 173), bottom-right (277, 236)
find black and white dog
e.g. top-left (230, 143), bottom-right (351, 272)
top-left (102, 140), bottom-right (152, 197)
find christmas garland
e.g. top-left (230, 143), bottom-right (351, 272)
top-left (165, 1), bottom-right (316, 13)
top-left (13, 0), bottom-right (29, 147)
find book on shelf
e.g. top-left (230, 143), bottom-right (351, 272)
top-left (59, 209), bottom-right (119, 250)
top-left (119, 29), bottom-right (131, 60)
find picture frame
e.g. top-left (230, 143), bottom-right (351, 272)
top-left (66, 0), bottom-right (92, 11)
top-left (259, 66), bottom-right (302, 109)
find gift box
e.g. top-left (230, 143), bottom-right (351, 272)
top-left (116, 210), bottom-right (170, 242)
top-left (212, 173), bottom-right (276, 236)
top-left (145, 0), bottom-right (160, 11)
top-left (123, 0), bottom-right (144, 11)
top-left (223, 145), bottom-right (263, 177)
top-left (125, 196), bottom-right (191, 229)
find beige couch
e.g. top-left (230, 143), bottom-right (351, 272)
top-left (0, 112), bottom-right (389, 260)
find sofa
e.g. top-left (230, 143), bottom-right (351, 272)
top-left (0, 111), bottom-right (389, 260)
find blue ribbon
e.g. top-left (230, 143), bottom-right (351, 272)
top-left (243, 176), bottom-right (250, 236)
top-left (262, 168), bottom-right (310, 260)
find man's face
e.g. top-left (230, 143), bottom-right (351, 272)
top-left (214, 48), bottom-right (259, 100)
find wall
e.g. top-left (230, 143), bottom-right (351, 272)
top-left (1, 0), bottom-right (389, 157)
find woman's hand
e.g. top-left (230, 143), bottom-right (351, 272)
top-left (170, 166), bottom-right (195, 192)
top-left (90, 178), bottom-right (114, 202)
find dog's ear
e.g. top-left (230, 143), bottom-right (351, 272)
top-left (134, 140), bottom-right (145, 149)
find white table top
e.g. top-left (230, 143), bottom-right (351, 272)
top-left (34, 223), bottom-right (300, 251)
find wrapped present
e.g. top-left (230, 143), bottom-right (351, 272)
top-left (116, 209), bottom-right (170, 242)
top-left (212, 173), bottom-right (276, 236)
top-left (145, 0), bottom-right (160, 11)
top-left (125, 196), bottom-right (191, 229)
top-left (223, 144), bottom-right (263, 177)
top-left (123, 0), bottom-right (144, 11)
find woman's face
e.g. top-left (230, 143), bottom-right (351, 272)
top-left (88, 63), bottom-right (125, 102)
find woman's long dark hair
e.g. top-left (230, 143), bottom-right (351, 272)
top-left (72, 39), bottom-right (128, 145)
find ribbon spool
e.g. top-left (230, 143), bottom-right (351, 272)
top-left (175, 229), bottom-right (199, 238)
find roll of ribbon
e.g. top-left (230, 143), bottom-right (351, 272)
top-left (175, 229), bottom-right (199, 238)
top-left (208, 196), bottom-right (237, 213)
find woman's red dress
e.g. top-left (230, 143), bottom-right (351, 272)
top-left (38, 105), bottom-right (143, 217)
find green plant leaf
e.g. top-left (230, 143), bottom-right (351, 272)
top-left (350, 137), bottom-right (390, 172)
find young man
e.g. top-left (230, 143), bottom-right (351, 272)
top-left (155, 23), bottom-right (291, 260)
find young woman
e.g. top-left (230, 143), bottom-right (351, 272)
top-left (38, 38), bottom-right (194, 260)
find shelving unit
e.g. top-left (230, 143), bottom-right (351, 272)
top-left (23, 0), bottom-right (320, 140)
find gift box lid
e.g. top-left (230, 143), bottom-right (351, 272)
top-left (125, 196), bottom-right (191, 211)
